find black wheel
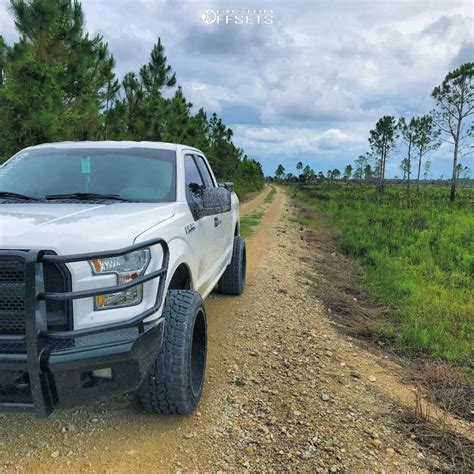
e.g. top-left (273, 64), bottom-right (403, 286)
top-left (139, 290), bottom-right (207, 415)
top-left (218, 236), bottom-right (246, 295)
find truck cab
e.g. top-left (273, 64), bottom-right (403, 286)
top-left (0, 141), bottom-right (247, 416)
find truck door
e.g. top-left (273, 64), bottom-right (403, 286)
top-left (194, 155), bottom-right (233, 270)
top-left (183, 154), bottom-right (221, 292)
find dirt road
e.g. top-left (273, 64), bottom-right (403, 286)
top-left (0, 186), bottom-right (451, 472)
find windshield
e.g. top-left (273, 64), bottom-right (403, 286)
top-left (0, 147), bottom-right (176, 202)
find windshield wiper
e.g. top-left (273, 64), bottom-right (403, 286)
top-left (0, 191), bottom-right (41, 201)
top-left (45, 192), bottom-right (130, 202)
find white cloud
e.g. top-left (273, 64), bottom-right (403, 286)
top-left (317, 129), bottom-right (360, 150)
top-left (180, 81), bottom-right (223, 113)
top-left (233, 124), bottom-right (365, 157)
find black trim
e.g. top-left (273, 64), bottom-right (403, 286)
top-left (39, 268), bottom-right (166, 302)
top-left (43, 251), bottom-right (73, 331)
top-left (194, 154), bottom-right (216, 188)
top-left (184, 154), bottom-right (206, 221)
top-left (218, 182), bottom-right (234, 193)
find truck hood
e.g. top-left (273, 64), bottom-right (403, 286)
top-left (0, 203), bottom-right (175, 253)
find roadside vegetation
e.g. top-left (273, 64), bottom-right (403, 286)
top-left (0, 0), bottom-right (264, 198)
top-left (293, 183), bottom-right (473, 366)
top-left (272, 62), bottom-right (473, 370)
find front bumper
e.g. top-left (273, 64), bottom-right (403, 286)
top-left (0, 238), bottom-right (169, 417)
top-left (0, 320), bottom-right (164, 412)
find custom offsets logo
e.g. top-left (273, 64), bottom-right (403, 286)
top-left (201, 9), bottom-right (273, 25)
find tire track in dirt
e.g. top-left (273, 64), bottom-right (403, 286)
top-left (240, 185), bottom-right (271, 216)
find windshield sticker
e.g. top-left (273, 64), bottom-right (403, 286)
top-left (81, 157), bottom-right (91, 174)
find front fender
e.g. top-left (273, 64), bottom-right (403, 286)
top-left (136, 219), bottom-right (198, 323)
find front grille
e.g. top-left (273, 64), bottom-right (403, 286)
top-left (0, 258), bottom-right (25, 335)
top-left (0, 254), bottom-right (71, 335)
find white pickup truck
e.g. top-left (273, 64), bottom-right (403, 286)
top-left (0, 141), bottom-right (246, 417)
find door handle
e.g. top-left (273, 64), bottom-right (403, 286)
top-left (214, 216), bottom-right (222, 227)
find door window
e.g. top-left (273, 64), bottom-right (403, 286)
top-left (194, 155), bottom-right (215, 188)
top-left (184, 154), bottom-right (205, 201)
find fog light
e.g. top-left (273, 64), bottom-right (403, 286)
top-left (81, 368), bottom-right (114, 388)
top-left (91, 368), bottom-right (113, 379)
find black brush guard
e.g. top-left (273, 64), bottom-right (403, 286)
top-left (0, 238), bottom-right (169, 417)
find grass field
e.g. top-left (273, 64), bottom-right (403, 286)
top-left (293, 184), bottom-right (473, 366)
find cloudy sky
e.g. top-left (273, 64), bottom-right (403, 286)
top-left (1, 0), bottom-right (473, 177)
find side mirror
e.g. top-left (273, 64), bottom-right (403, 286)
top-left (200, 187), bottom-right (231, 217)
top-left (218, 182), bottom-right (234, 193)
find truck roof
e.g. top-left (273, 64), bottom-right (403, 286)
top-left (21, 141), bottom-right (203, 154)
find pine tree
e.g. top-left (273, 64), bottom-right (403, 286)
top-left (102, 59), bottom-right (120, 139)
top-left (354, 155), bottom-right (367, 185)
top-left (275, 164), bottom-right (286, 180)
top-left (140, 38), bottom-right (176, 94)
top-left (188, 108), bottom-right (211, 153)
top-left (0, 0), bottom-right (116, 151)
top-left (122, 72), bottom-right (145, 138)
top-left (369, 116), bottom-right (398, 193)
top-left (142, 39), bottom-right (177, 140)
top-left (411, 115), bottom-right (440, 193)
top-left (162, 86), bottom-right (194, 143)
top-left (0, 54), bottom-right (65, 156)
top-left (432, 63), bottom-right (474, 201)
top-left (343, 164), bottom-right (353, 183)
top-left (296, 161), bottom-right (303, 175)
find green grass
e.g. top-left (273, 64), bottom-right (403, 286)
top-left (264, 185), bottom-right (277, 204)
top-left (240, 208), bottom-right (265, 238)
top-left (240, 186), bottom-right (277, 238)
top-left (293, 184), bottom-right (474, 365)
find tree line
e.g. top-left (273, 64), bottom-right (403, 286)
top-left (0, 0), bottom-right (264, 196)
top-left (274, 63), bottom-right (473, 201)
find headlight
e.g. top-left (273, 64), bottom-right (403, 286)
top-left (89, 248), bottom-right (151, 310)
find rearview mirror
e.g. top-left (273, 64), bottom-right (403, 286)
top-left (200, 187), bottom-right (231, 217)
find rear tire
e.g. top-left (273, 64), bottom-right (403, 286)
top-left (218, 236), bottom-right (246, 295)
top-left (138, 290), bottom-right (207, 415)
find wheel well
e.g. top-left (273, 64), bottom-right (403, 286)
top-left (168, 263), bottom-right (192, 290)
top-left (235, 224), bottom-right (239, 236)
